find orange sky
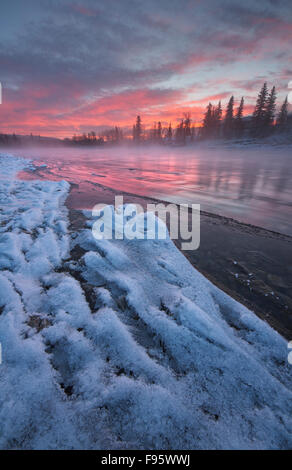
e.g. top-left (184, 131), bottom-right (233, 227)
top-left (0, 0), bottom-right (291, 138)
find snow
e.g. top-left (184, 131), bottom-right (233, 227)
top-left (0, 153), bottom-right (291, 449)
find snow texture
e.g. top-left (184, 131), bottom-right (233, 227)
top-left (0, 154), bottom-right (291, 450)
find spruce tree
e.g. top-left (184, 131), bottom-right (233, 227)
top-left (276, 96), bottom-right (288, 132)
top-left (234, 97), bottom-right (244, 138)
top-left (183, 113), bottom-right (191, 137)
top-left (167, 123), bottom-right (172, 141)
top-left (176, 120), bottom-right (185, 143)
top-left (157, 121), bottom-right (162, 141)
top-left (214, 101), bottom-right (222, 137)
top-left (264, 86), bottom-right (277, 134)
top-left (252, 82), bottom-right (268, 136)
top-left (223, 96), bottom-right (234, 138)
top-left (190, 125), bottom-right (196, 141)
top-left (135, 115), bottom-right (142, 142)
top-left (202, 103), bottom-right (213, 138)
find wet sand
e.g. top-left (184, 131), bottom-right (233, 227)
top-left (66, 180), bottom-right (292, 340)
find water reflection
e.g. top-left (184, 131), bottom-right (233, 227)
top-left (5, 144), bottom-right (292, 235)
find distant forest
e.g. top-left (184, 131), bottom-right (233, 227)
top-left (0, 82), bottom-right (290, 146)
top-left (69, 82), bottom-right (290, 146)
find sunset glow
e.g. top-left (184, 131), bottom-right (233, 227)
top-left (0, 1), bottom-right (291, 137)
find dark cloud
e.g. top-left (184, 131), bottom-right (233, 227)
top-left (0, 0), bottom-right (291, 135)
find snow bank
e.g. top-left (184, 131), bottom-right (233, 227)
top-left (0, 154), bottom-right (291, 449)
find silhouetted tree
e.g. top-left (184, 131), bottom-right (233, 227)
top-left (71, 131), bottom-right (104, 145)
top-left (214, 101), bottom-right (222, 137)
top-left (251, 82), bottom-right (268, 136)
top-left (183, 113), bottom-right (191, 137)
top-left (175, 120), bottom-right (185, 144)
top-left (264, 86), bottom-right (277, 134)
top-left (167, 123), bottom-right (172, 141)
top-left (276, 96), bottom-right (289, 132)
top-left (234, 97), bottom-right (244, 138)
top-left (202, 103), bottom-right (213, 138)
top-left (102, 126), bottom-right (123, 143)
top-left (190, 125), bottom-right (196, 141)
top-left (150, 122), bottom-right (157, 141)
top-left (157, 121), bottom-right (162, 141)
top-left (134, 115), bottom-right (142, 142)
top-left (223, 96), bottom-right (234, 138)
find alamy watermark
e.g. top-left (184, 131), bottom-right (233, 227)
top-left (91, 196), bottom-right (200, 250)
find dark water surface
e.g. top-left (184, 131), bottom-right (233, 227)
top-left (7, 144), bottom-right (292, 236)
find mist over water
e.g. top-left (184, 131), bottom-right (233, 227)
top-left (4, 144), bottom-right (292, 236)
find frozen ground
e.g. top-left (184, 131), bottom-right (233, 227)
top-left (0, 154), bottom-right (291, 449)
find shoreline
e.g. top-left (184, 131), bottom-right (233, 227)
top-left (71, 177), bottom-right (292, 241)
top-left (24, 157), bottom-right (292, 238)
top-left (65, 180), bottom-right (292, 339)
top-left (19, 161), bottom-right (292, 338)
top-left (1, 153), bottom-right (291, 449)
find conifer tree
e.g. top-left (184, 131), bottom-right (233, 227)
top-left (176, 119), bottom-right (185, 143)
top-left (190, 125), bottom-right (196, 141)
top-left (276, 96), bottom-right (288, 131)
top-left (223, 96), bottom-right (234, 138)
top-left (234, 97), bottom-right (244, 138)
top-left (167, 123), bottom-right (172, 141)
top-left (135, 115), bottom-right (142, 142)
top-left (264, 86), bottom-right (277, 134)
top-left (214, 101), bottom-right (222, 137)
top-left (252, 82), bottom-right (268, 136)
top-left (202, 103), bottom-right (213, 138)
top-left (157, 121), bottom-right (162, 141)
top-left (152, 122), bottom-right (157, 141)
top-left (183, 113), bottom-right (191, 137)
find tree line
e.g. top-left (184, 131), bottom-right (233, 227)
top-left (0, 133), bottom-right (20, 145)
top-left (3, 82), bottom-right (287, 146)
top-left (132, 113), bottom-right (196, 144)
top-left (131, 83), bottom-right (290, 144)
top-left (69, 126), bottom-right (123, 145)
top-left (200, 83), bottom-right (289, 140)
top-left (65, 82), bottom-right (290, 146)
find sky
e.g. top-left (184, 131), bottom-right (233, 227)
top-left (0, 0), bottom-right (292, 138)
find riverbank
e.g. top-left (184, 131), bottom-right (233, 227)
top-left (66, 181), bottom-right (292, 339)
top-left (1, 154), bottom-right (291, 449)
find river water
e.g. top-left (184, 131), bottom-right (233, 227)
top-left (5, 144), bottom-right (292, 236)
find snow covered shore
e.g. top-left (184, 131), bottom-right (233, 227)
top-left (0, 154), bottom-right (291, 449)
